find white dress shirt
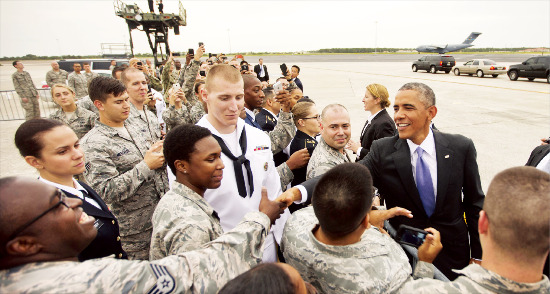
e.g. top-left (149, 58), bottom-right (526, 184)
top-left (39, 177), bottom-right (102, 209)
top-left (406, 128), bottom-right (438, 198)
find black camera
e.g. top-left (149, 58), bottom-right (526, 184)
top-left (242, 64), bottom-right (249, 71)
top-left (200, 70), bottom-right (206, 77)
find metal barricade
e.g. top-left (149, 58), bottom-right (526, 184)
top-left (0, 89), bottom-right (59, 121)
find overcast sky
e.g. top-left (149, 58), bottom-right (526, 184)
top-left (1, 0), bottom-right (549, 57)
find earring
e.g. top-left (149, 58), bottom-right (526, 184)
top-left (183, 170), bottom-right (187, 174)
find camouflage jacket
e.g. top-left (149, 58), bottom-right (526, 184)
top-left (266, 110), bottom-right (296, 154)
top-left (67, 72), bottom-right (88, 99)
top-left (48, 106), bottom-right (98, 139)
top-left (306, 137), bottom-right (353, 180)
top-left (179, 59), bottom-right (201, 106)
top-left (399, 264), bottom-right (550, 294)
top-left (281, 207), bottom-right (434, 294)
top-left (127, 102), bottom-right (162, 143)
top-left (0, 211), bottom-right (271, 294)
top-left (147, 72), bottom-right (163, 92)
top-left (76, 95), bottom-right (99, 115)
top-left (45, 69), bottom-right (68, 87)
top-left (84, 71), bottom-right (99, 86)
top-left (162, 104), bottom-right (191, 133)
top-left (81, 120), bottom-right (168, 237)
top-left (189, 102), bottom-right (205, 125)
top-left (12, 71), bottom-right (38, 100)
top-left (277, 163), bottom-right (293, 191)
top-left (161, 59), bottom-right (178, 96)
top-left (150, 181), bottom-right (224, 260)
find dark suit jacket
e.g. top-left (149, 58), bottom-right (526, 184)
top-left (255, 108), bottom-right (277, 132)
top-left (293, 77), bottom-right (303, 92)
top-left (302, 131), bottom-right (484, 279)
top-left (254, 64), bottom-right (269, 82)
top-left (525, 144), bottom-right (550, 167)
top-left (357, 109), bottom-right (396, 161)
top-left (63, 181), bottom-right (127, 261)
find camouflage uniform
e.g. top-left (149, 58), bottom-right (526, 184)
top-left (399, 264), bottom-right (550, 294)
top-left (45, 69), bottom-right (68, 87)
top-left (81, 120), bottom-right (168, 260)
top-left (162, 103), bottom-right (192, 133)
top-left (150, 181), bottom-right (224, 260)
top-left (281, 207), bottom-right (434, 294)
top-left (146, 72), bottom-right (163, 92)
top-left (12, 71), bottom-right (40, 120)
top-left (67, 72), bottom-right (88, 99)
top-left (161, 59), bottom-right (178, 97)
top-left (84, 71), bottom-right (99, 87)
top-left (128, 103), bottom-right (162, 144)
top-left (49, 106), bottom-right (98, 139)
top-left (76, 95), bottom-right (99, 115)
top-left (266, 110), bottom-right (296, 154)
top-left (0, 211), bottom-right (271, 294)
top-left (189, 102), bottom-right (206, 125)
top-left (179, 60), bottom-right (201, 106)
top-left (277, 162), bottom-right (293, 191)
top-left (306, 137), bottom-right (353, 180)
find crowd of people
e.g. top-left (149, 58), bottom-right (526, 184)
top-left (2, 49), bottom-right (549, 293)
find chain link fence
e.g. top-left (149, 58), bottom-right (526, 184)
top-left (0, 89), bottom-right (60, 121)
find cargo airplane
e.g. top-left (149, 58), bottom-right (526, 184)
top-left (416, 32), bottom-right (482, 54)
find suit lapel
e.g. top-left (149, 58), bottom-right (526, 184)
top-left (392, 139), bottom-right (426, 213)
top-left (433, 131), bottom-right (453, 214)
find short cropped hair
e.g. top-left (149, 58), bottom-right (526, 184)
top-left (320, 103), bottom-right (348, 124)
top-left (88, 76), bottom-right (126, 103)
top-left (399, 82), bottom-right (435, 108)
top-left (218, 263), bottom-right (294, 294)
top-left (14, 119), bottom-right (65, 158)
top-left (12, 61), bottom-right (18, 67)
top-left (120, 67), bottom-right (142, 86)
top-left (261, 87), bottom-right (274, 107)
top-left (112, 66), bottom-right (124, 78)
top-left (366, 83), bottom-right (390, 108)
top-left (313, 163), bottom-right (374, 237)
top-left (292, 65), bottom-right (300, 73)
top-left (194, 80), bottom-right (205, 95)
top-left (205, 64), bottom-right (242, 92)
top-left (163, 124), bottom-right (212, 175)
top-left (484, 166), bottom-right (550, 259)
top-left (83, 62), bottom-right (90, 66)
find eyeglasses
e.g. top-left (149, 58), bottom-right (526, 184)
top-left (8, 190), bottom-right (69, 241)
top-left (302, 115), bottom-right (320, 120)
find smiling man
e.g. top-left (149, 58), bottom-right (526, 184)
top-left (306, 104), bottom-right (353, 180)
top-left (81, 76), bottom-right (167, 260)
top-left (283, 82), bottom-right (485, 280)
top-left (0, 177), bottom-right (276, 293)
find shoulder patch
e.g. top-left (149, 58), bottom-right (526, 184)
top-left (147, 264), bottom-right (176, 294)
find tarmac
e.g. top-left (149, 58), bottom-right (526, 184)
top-left (1, 54), bottom-right (549, 193)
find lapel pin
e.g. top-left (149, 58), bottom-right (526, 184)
top-left (445, 155), bottom-right (450, 158)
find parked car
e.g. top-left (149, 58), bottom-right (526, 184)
top-left (452, 59), bottom-right (506, 78)
top-left (507, 56), bottom-right (550, 83)
top-left (58, 59), bottom-right (129, 74)
top-left (412, 55), bottom-right (455, 74)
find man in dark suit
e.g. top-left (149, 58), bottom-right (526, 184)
top-left (291, 65), bottom-right (303, 92)
top-left (254, 58), bottom-right (269, 83)
top-left (526, 142), bottom-right (550, 172)
top-left (277, 82), bottom-right (485, 280)
top-left (255, 87), bottom-right (280, 132)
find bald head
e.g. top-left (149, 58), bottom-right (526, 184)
top-left (50, 61), bottom-right (59, 71)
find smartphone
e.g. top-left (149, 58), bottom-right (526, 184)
top-left (280, 63), bottom-right (288, 76)
top-left (137, 61), bottom-right (143, 66)
top-left (172, 83), bottom-right (181, 92)
top-left (396, 225), bottom-right (429, 248)
top-left (199, 42), bottom-right (204, 47)
top-left (273, 81), bottom-right (284, 94)
top-left (209, 53), bottom-right (212, 58)
top-left (200, 70), bottom-right (206, 77)
top-left (188, 48), bottom-right (194, 55)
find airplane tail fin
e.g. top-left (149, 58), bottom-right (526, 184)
top-left (463, 32), bottom-right (482, 44)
